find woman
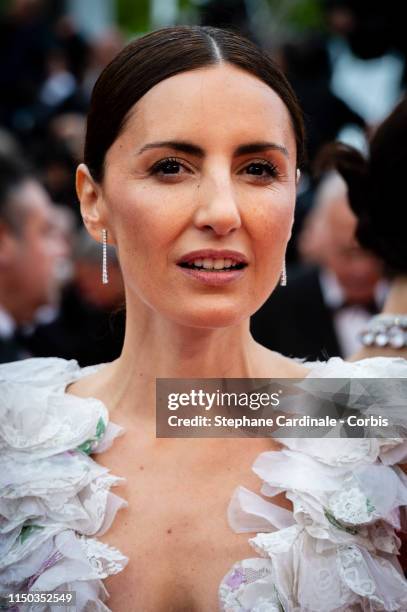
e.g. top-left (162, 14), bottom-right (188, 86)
top-left (1, 26), bottom-right (407, 611)
top-left (324, 99), bottom-right (407, 361)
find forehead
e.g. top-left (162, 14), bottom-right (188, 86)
top-left (111, 63), bottom-right (296, 158)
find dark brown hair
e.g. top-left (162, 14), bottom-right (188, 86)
top-left (317, 98), bottom-right (407, 276)
top-left (84, 25), bottom-right (305, 182)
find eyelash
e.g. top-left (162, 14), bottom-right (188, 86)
top-left (149, 157), bottom-right (281, 181)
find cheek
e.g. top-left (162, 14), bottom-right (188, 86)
top-left (108, 184), bottom-right (189, 276)
top-left (248, 189), bottom-right (295, 254)
top-left (116, 177), bottom-right (201, 233)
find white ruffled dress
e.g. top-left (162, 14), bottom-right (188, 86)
top-left (1, 356), bottom-right (407, 611)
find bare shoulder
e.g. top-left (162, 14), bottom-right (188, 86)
top-left (65, 361), bottom-right (116, 399)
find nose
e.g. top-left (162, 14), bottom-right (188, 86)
top-left (193, 172), bottom-right (242, 236)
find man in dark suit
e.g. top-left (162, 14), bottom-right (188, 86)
top-left (23, 229), bottom-right (126, 367)
top-left (251, 264), bottom-right (339, 361)
top-left (0, 154), bottom-right (67, 363)
top-left (251, 172), bottom-right (386, 361)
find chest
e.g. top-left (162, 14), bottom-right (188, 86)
top-left (92, 435), bottom-right (280, 611)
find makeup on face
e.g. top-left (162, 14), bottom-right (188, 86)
top-left (101, 64), bottom-right (297, 326)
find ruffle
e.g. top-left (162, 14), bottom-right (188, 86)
top-left (219, 356), bottom-right (407, 611)
top-left (2, 355), bottom-right (407, 611)
top-left (0, 358), bottom-right (128, 611)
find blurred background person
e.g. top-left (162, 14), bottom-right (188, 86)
top-left (327, 98), bottom-right (407, 360)
top-left (324, 0), bottom-right (406, 127)
top-left (32, 111), bottom-right (87, 221)
top-left (23, 228), bottom-right (125, 366)
top-left (250, 170), bottom-right (386, 360)
top-left (278, 34), bottom-right (366, 171)
top-left (0, 154), bottom-right (68, 362)
top-left (81, 27), bottom-right (125, 99)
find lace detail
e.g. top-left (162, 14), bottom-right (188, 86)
top-left (328, 484), bottom-right (376, 526)
top-left (218, 558), bottom-right (279, 611)
top-left (0, 358), bottom-right (128, 612)
top-left (79, 536), bottom-right (128, 578)
top-left (219, 356), bottom-right (407, 611)
top-left (337, 544), bottom-right (407, 609)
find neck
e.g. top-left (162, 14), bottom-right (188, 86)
top-left (382, 275), bottom-right (407, 314)
top-left (103, 300), bottom-right (265, 418)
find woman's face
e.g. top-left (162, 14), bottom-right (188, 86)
top-left (95, 64), bottom-right (297, 328)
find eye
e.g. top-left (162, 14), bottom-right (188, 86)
top-left (243, 160), bottom-right (279, 179)
top-left (150, 157), bottom-right (190, 177)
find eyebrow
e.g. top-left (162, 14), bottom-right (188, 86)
top-left (137, 140), bottom-right (289, 158)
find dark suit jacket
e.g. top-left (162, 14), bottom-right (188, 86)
top-left (22, 284), bottom-right (125, 367)
top-left (0, 336), bottom-right (25, 363)
top-left (250, 266), bottom-right (342, 361)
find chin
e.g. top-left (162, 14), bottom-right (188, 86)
top-left (170, 305), bottom-right (249, 330)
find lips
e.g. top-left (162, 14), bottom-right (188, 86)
top-left (176, 249), bottom-right (248, 286)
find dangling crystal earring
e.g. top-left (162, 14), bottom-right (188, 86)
top-left (280, 259), bottom-right (287, 286)
top-left (102, 229), bottom-right (109, 284)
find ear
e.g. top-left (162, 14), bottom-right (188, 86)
top-left (76, 164), bottom-right (114, 244)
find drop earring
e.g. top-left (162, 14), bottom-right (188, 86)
top-left (102, 229), bottom-right (109, 284)
top-left (280, 259), bottom-right (287, 286)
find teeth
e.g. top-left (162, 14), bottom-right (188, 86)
top-left (202, 258), bottom-right (230, 270)
top-left (186, 257), bottom-right (243, 270)
top-left (202, 258), bottom-right (213, 269)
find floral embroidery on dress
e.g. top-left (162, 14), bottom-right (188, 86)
top-left (0, 358), bottom-right (128, 611)
top-left (77, 417), bottom-right (107, 455)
